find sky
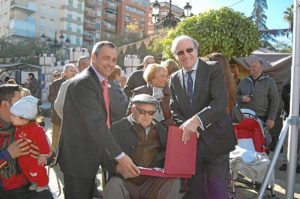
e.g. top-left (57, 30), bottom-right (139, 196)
top-left (152, 0), bottom-right (294, 43)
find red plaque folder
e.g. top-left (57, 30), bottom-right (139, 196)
top-left (139, 126), bottom-right (197, 178)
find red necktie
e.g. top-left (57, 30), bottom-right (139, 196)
top-left (102, 79), bottom-right (110, 129)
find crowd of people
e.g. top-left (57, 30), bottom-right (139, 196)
top-left (0, 34), bottom-right (298, 199)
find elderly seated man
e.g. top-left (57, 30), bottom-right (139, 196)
top-left (103, 94), bottom-right (180, 199)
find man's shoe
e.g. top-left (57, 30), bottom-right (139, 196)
top-left (297, 165), bottom-right (300, 174)
top-left (279, 163), bottom-right (287, 171)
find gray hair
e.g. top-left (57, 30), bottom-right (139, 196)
top-left (171, 35), bottom-right (199, 54)
top-left (63, 63), bottom-right (76, 72)
top-left (77, 55), bottom-right (90, 67)
top-left (92, 41), bottom-right (117, 56)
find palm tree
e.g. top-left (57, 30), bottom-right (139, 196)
top-left (251, 0), bottom-right (276, 49)
top-left (283, 5), bottom-right (294, 34)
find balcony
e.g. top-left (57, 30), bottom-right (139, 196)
top-left (84, 20), bottom-right (96, 30)
top-left (86, 0), bottom-right (97, 8)
top-left (61, 5), bottom-right (84, 13)
top-left (106, 1), bottom-right (117, 11)
top-left (83, 33), bottom-right (94, 41)
top-left (9, 19), bottom-right (35, 37)
top-left (10, 1), bottom-right (36, 14)
top-left (61, 17), bottom-right (83, 25)
top-left (105, 13), bottom-right (116, 23)
top-left (85, 10), bottom-right (97, 18)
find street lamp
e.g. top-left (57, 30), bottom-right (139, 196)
top-left (180, 2), bottom-right (193, 21)
top-left (40, 32), bottom-right (70, 61)
top-left (152, 0), bottom-right (192, 29)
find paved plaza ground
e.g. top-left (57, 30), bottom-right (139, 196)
top-left (44, 117), bottom-right (300, 199)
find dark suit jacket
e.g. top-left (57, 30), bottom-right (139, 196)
top-left (170, 59), bottom-right (236, 155)
top-left (48, 78), bottom-right (65, 125)
top-left (108, 80), bottom-right (129, 123)
top-left (123, 70), bottom-right (146, 98)
top-left (102, 116), bottom-right (168, 175)
top-left (57, 66), bottom-right (122, 178)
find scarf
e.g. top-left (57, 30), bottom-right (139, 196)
top-left (0, 121), bottom-right (19, 178)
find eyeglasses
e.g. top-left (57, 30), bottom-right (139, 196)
top-left (135, 107), bottom-right (156, 116)
top-left (176, 47), bottom-right (194, 56)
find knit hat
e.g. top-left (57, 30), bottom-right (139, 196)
top-left (10, 96), bottom-right (39, 120)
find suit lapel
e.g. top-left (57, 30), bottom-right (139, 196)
top-left (88, 66), bottom-right (107, 113)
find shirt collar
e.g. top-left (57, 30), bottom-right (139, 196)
top-left (91, 65), bottom-right (106, 83)
top-left (182, 58), bottom-right (199, 74)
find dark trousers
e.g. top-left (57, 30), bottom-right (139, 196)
top-left (63, 174), bottom-right (95, 199)
top-left (0, 184), bottom-right (53, 199)
top-left (183, 139), bottom-right (230, 199)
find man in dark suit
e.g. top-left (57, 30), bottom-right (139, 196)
top-left (123, 55), bottom-right (155, 98)
top-left (57, 41), bottom-right (140, 199)
top-left (169, 35), bottom-right (236, 199)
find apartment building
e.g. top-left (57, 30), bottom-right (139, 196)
top-left (82, 0), bottom-right (102, 49)
top-left (0, 0), bottom-right (83, 47)
top-left (1, 0), bottom-right (149, 49)
top-left (0, 0), bottom-right (36, 38)
top-left (82, 0), bottom-right (149, 49)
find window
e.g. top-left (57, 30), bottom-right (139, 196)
top-left (76, 37), bottom-right (80, 45)
top-left (68, 0), bottom-right (73, 7)
top-left (78, 2), bottom-right (82, 11)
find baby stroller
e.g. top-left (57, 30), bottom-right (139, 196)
top-left (228, 109), bottom-right (275, 198)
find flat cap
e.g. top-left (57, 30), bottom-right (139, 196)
top-left (131, 94), bottom-right (158, 107)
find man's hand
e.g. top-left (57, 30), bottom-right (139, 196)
top-left (241, 95), bottom-right (251, 103)
top-left (7, 139), bottom-right (30, 158)
top-left (116, 155), bottom-right (140, 179)
top-left (180, 116), bottom-right (200, 144)
top-left (266, 119), bottom-right (275, 130)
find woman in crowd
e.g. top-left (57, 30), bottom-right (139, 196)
top-left (131, 63), bottom-right (174, 127)
top-left (206, 53), bottom-right (236, 112)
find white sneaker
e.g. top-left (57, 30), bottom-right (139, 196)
top-left (28, 184), bottom-right (37, 191)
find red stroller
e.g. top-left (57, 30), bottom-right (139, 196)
top-left (228, 109), bottom-right (275, 198)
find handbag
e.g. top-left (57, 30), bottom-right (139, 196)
top-left (230, 104), bottom-right (243, 123)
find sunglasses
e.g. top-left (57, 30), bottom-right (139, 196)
top-left (136, 107), bottom-right (156, 116)
top-left (176, 47), bottom-right (194, 56)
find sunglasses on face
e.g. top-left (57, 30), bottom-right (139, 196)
top-left (136, 107), bottom-right (156, 116)
top-left (176, 47), bottom-right (194, 56)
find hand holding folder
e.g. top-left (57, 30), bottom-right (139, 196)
top-left (139, 126), bottom-right (197, 178)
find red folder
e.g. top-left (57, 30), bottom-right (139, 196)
top-left (139, 126), bottom-right (197, 178)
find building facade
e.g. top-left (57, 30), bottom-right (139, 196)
top-left (0, 0), bottom-right (150, 52)
top-left (82, 0), bottom-right (149, 49)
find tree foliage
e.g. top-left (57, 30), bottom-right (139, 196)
top-left (0, 37), bottom-right (42, 64)
top-left (284, 5), bottom-right (294, 33)
top-left (158, 7), bottom-right (260, 59)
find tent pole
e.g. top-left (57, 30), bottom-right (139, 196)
top-left (286, 1), bottom-right (300, 198)
top-left (257, 1), bottom-right (300, 198)
top-left (257, 120), bottom-right (289, 199)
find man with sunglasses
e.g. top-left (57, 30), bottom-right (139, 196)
top-left (169, 35), bottom-right (236, 199)
top-left (103, 94), bottom-right (180, 199)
